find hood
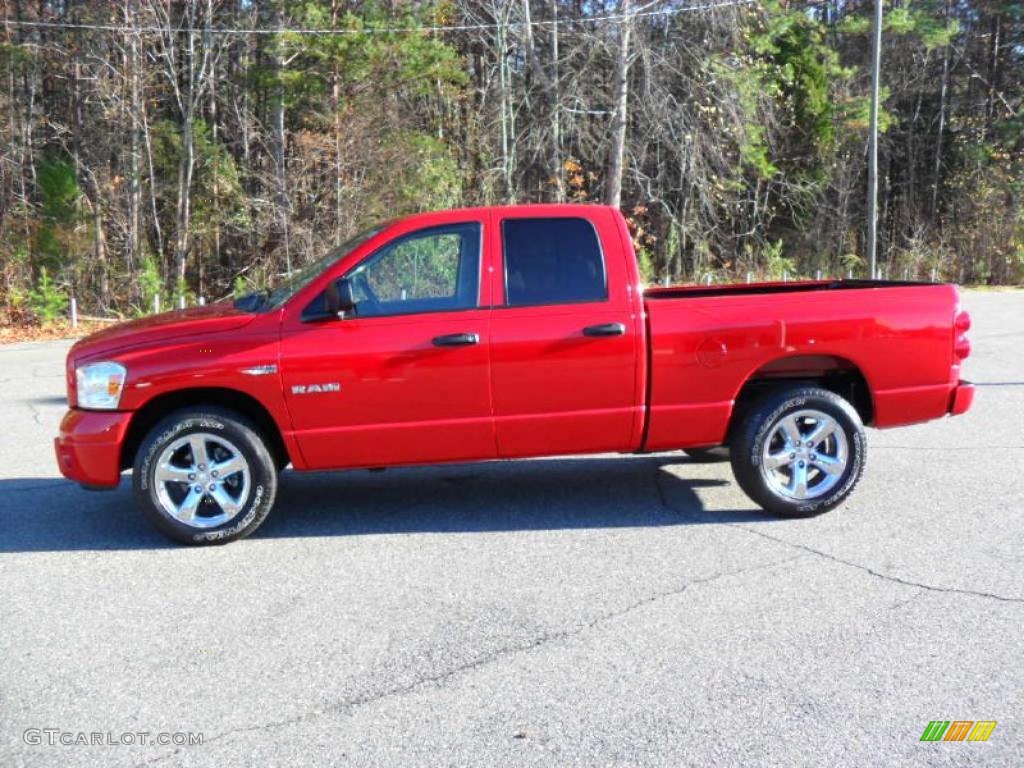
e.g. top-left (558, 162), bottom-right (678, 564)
top-left (70, 302), bottom-right (260, 362)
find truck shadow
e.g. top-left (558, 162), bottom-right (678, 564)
top-left (25, 395), bottom-right (69, 406)
top-left (0, 455), bottom-right (773, 553)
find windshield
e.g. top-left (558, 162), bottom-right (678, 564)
top-left (236, 223), bottom-right (388, 312)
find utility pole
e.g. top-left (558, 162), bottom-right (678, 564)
top-left (867, 0), bottom-right (883, 279)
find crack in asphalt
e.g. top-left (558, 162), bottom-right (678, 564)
top-left (732, 525), bottom-right (1024, 605)
top-left (26, 402), bottom-right (45, 427)
top-left (141, 553), bottom-right (805, 764)
top-left (650, 464), bottom-right (1024, 606)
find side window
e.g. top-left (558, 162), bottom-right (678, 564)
top-left (347, 223), bottom-right (480, 317)
top-left (503, 217), bottom-right (607, 306)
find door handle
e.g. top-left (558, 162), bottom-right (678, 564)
top-left (582, 323), bottom-right (626, 337)
top-left (432, 332), bottom-right (480, 347)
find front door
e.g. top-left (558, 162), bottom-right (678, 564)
top-left (280, 221), bottom-right (495, 469)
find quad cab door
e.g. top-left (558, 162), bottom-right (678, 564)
top-left (280, 215), bottom-right (495, 470)
top-left (487, 207), bottom-right (645, 457)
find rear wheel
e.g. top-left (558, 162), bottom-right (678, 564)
top-left (730, 386), bottom-right (865, 517)
top-left (133, 407), bottom-right (278, 544)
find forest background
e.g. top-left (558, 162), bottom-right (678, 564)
top-left (1, 0), bottom-right (1021, 326)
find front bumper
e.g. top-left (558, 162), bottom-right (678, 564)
top-left (948, 380), bottom-right (975, 416)
top-left (54, 409), bottom-right (133, 488)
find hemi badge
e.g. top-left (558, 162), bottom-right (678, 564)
top-left (240, 364), bottom-right (277, 376)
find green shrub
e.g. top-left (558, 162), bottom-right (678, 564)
top-left (28, 267), bottom-right (68, 324)
top-left (764, 239), bottom-right (797, 279)
top-left (135, 254), bottom-right (166, 316)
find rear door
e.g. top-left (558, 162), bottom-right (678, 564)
top-left (488, 208), bottom-right (643, 457)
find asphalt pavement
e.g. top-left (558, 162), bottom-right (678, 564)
top-left (1, 289), bottom-right (1021, 767)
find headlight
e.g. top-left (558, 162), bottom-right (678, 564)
top-left (75, 361), bottom-right (127, 410)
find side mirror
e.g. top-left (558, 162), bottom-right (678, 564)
top-left (325, 277), bottom-right (356, 318)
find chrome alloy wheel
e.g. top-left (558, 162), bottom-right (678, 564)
top-left (760, 409), bottom-right (849, 501)
top-left (152, 433), bottom-right (251, 528)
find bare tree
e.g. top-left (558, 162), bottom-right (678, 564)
top-left (147, 0), bottom-right (221, 297)
top-left (605, 0), bottom-right (634, 208)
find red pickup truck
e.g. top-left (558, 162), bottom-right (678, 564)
top-left (55, 204), bottom-right (974, 544)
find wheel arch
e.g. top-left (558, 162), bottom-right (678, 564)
top-left (729, 354), bottom-right (874, 437)
top-left (121, 388), bottom-right (290, 472)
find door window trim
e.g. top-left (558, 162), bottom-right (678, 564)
top-left (500, 216), bottom-right (609, 309)
top-left (304, 221), bottom-right (484, 321)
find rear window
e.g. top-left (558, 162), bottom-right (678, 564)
top-left (502, 217), bottom-right (607, 306)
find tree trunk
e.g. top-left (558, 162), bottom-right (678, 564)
top-left (605, 0), bottom-right (633, 208)
top-left (496, 5), bottom-right (515, 203)
top-left (141, 87), bottom-right (164, 264)
top-left (206, 0), bottom-right (219, 297)
top-left (550, 0), bottom-right (564, 202)
top-left (271, 7), bottom-right (291, 273)
top-left (931, 0), bottom-right (951, 224)
top-left (126, 16), bottom-right (142, 277)
top-left (87, 185), bottom-right (108, 305)
top-left (332, 0), bottom-right (344, 241)
top-left (174, 113), bottom-right (195, 294)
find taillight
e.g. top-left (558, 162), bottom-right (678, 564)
top-left (953, 309), bottom-right (971, 360)
top-left (955, 310), bottom-right (971, 334)
top-left (954, 336), bottom-right (971, 360)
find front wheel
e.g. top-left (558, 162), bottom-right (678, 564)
top-left (133, 407), bottom-right (278, 544)
top-left (730, 386), bottom-right (866, 518)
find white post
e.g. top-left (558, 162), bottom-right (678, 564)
top-left (783, 270), bottom-right (788, 282)
top-left (847, 268), bottom-right (853, 279)
top-left (179, 294), bottom-right (186, 310)
top-left (815, 269), bottom-right (822, 280)
top-left (154, 294), bottom-right (160, 314)
top-left (931, 267), bottom-right (937, 282)
top-left (70, 297), bottom-right (78, 329)
top-left (198, 296), bottom-right (206, 306)
top-left (746, 271), bottom-right (752, 284)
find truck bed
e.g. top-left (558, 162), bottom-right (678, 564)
top-left (640, 280), bottom-right (963, 452)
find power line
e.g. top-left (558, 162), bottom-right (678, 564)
top-left (0, 0), bottom-right (756, 37)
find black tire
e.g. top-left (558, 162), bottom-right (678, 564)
top-left (133, 407), bottom-right (278, 545)
top-left (683, 446), bottom-right (730, 463)
top-left (730, 386), bottom-right (866, 518)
